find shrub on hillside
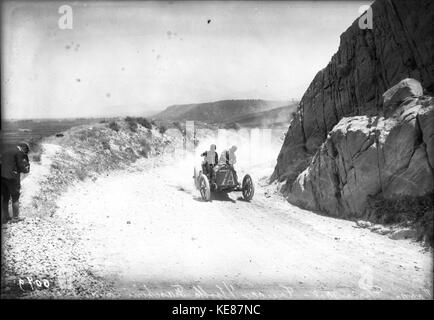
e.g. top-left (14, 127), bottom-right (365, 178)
top-left (158, 125), bottom-right (168, 134)
top-left (101, 140), bottom-right (111, 150)
top-left (123, 147), bottom-right (139, 161)
top-left (367, 194), bottom-right (433, 224)
top-left (76, 127), bottom-right (100, 142)
top-left (108, 121), bottom-right (120, 132)
top-left (125, 116), bottom-right (152, 131)
top-left (415, 209), bottom-right (433, 246)
top-left (366, 193), bottom-right (434, 245)
top-left (125, 116), bottom-right (138, 132)
top-left (136, 117), bottom-right (152, 130)
top-left (173, 121), bottom-right (185, 135)
top-left (128, 121), bottom-right (138, 132)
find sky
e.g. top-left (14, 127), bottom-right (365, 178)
top-left (2, 1), bottom-right (371, 119)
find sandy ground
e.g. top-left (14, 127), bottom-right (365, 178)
top-left (54, 155), bottom-right (433, 299)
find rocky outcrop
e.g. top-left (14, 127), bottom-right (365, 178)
top-left (382, 78), bottom-right (423, 111)
top-left (288, 90), bottom-right (434, 217)
top-left (272, 0), bottom-right (434, 220)
top-left (272, 0), bottom-right (434, 186)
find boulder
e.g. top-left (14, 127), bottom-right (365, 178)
top-left (389, 228), bottom-right (417, 240)
top-left (383, 146), bottom-right (434, 198)
top-left (372, 227), bottom-right (393, 235)
top-left (382, 78), bottom-right (424, 112)
top-left (286, 96), bottom-right (434, 218)
top-left (356, 220), bottom-right (372, 228)
top-left (369, 225), bottom-right (383, 232)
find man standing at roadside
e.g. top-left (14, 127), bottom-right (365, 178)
top-left (1, 142), bottom-right (30, 223)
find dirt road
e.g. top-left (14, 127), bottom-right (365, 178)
top-left (54, 154), bottom-right (432, 299)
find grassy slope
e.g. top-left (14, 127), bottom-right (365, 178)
top-left (29, 120), bottom-right (185, 217)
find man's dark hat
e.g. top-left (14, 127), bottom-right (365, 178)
top-left (18, 142), bottom-right (30, 154)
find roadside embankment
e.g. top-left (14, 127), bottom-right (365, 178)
top-left (1, 119), bottom-right (183, 298)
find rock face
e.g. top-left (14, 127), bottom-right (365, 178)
top-left (272, 0), bottom-right (434, 186)
top-left (288, 92), bottom-right (434, 217)
top-left (382, 78), bottom-right (423, 111)
top-left (272, 0), bottom-right (434, 218)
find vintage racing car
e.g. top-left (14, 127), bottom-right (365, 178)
top-left (193, 163), bottom-right (254, 202)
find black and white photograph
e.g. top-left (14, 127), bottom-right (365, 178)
top-left (1, 0), bottom-right (433, 304)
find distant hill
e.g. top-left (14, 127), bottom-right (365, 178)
top-left (229, 103), bottom-right (299, 128)
top-left (154, 99), bottom-right (291, 123)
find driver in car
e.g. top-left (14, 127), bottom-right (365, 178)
top-left (217, 145), bottom-right (239, 185)
top-left (201, 144), bottom-right (218, 180)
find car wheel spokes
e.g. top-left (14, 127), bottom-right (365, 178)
top-left (242, 175), bottom-right (254, 201)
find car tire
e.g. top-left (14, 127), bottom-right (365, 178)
top-left (199, 174), bottom-right (211, 201)
top-left (242, 174), bottom-right (254, 201)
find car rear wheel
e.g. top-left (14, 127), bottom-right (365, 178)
top-left (199, 174), bottom-right (211, 201)
top-left (242, 174), bottom-right (254, 201)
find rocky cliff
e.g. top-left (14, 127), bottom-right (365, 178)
top-left (288, 86), bottom-right (433, 217)
top-left (272, 0), bottom-right (434, 220)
